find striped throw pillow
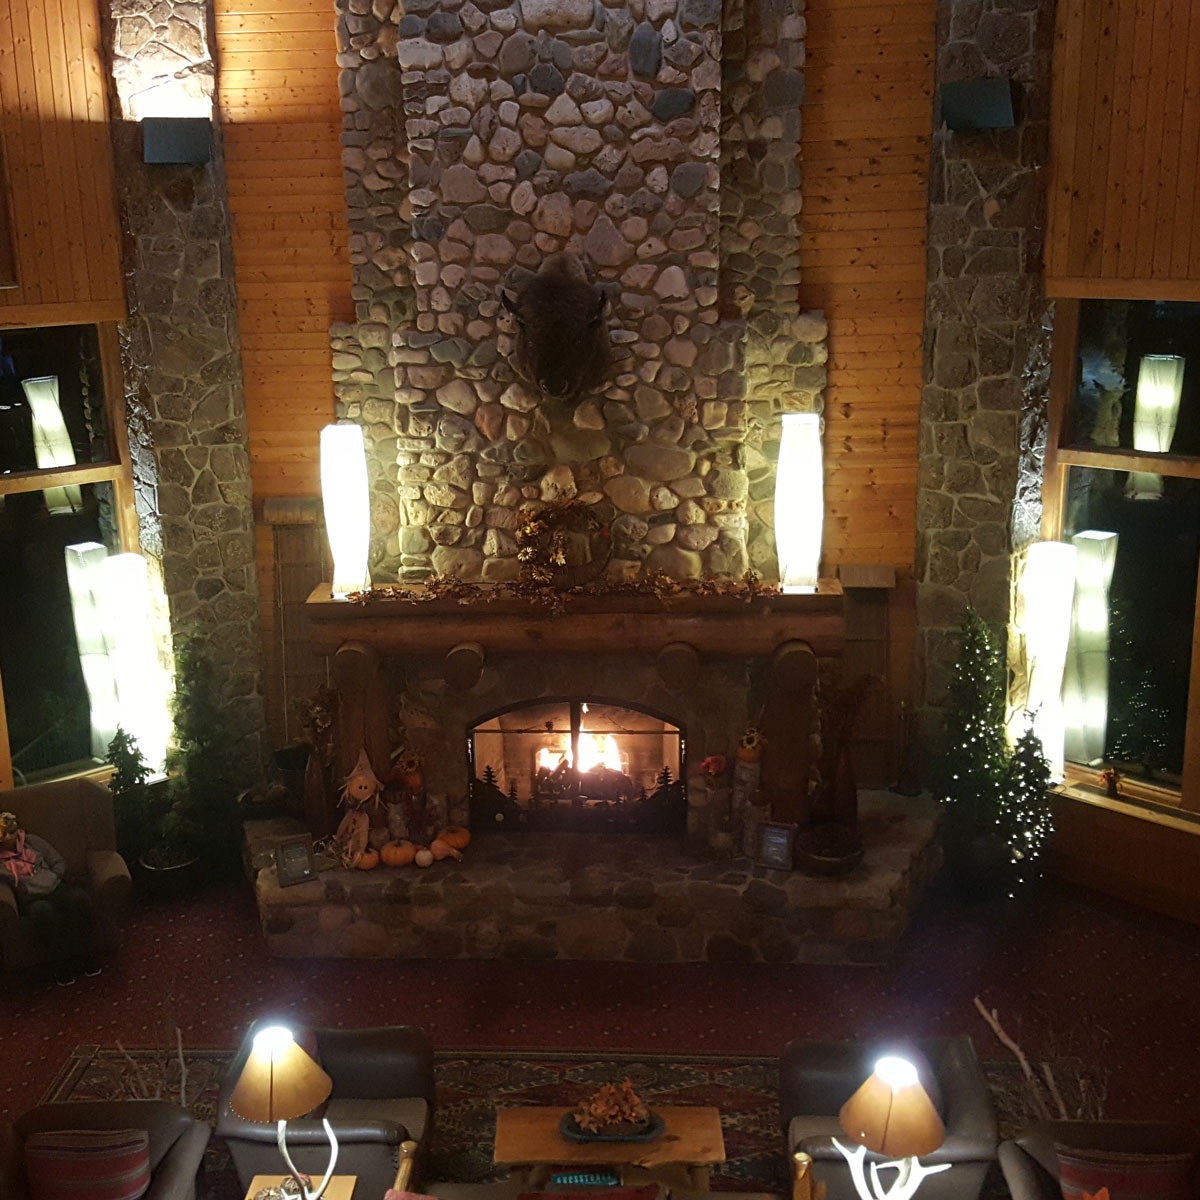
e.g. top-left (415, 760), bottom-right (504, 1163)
top-left (25, 1128), bottom-right (151, 1200)
top-left (1055, 1144), bottom-right (1195, 1200)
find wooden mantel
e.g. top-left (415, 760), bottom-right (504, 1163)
top-left (303, 581), bottom-right (846, 832)
top-left (303, 582), bottom-right (845, 658)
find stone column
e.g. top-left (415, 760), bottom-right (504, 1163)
top-left (915, 0), bottom-right (1057, 747)
top-left (102, 0), bottom-right (268, 774)
top-left (719, 0), bottom-right (826, 581)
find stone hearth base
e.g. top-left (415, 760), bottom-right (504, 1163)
top-left (250, 795), bottom-right (941, 964)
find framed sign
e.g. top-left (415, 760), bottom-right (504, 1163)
top-left (755, 821), bottom-right (797, 870)
top-left (275, 834), bottom-right (317, 887)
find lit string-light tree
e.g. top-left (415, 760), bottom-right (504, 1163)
top-left (935, 608), bottom-right (1053, 894)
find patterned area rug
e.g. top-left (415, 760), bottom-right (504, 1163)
top-left (42, 1048), bottom-right (787, 1199)
top-left (42, 1047), bottom-right (1047, 1199)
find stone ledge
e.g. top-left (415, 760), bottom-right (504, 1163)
top-left (250, 793), bottom-right (941, 964)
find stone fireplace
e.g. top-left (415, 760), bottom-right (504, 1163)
top-left (246, 0), bottom-right (942, 964)
top-left (304, 586), bottom-right (844, 851)
top-left (331, 0), bottom-right (824, 585)
top-left (468, 698), bottom-right (686, 834)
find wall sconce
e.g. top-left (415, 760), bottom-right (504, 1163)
top-left (65, 542), bottom-right (121, 760)
top-left (1063, 530), bottom-right (1119, 766)
top-left (1013, 540), bottom-right (1077, 780)
top-left (774, 412), bottom-right (824, 593)
top-left (21, 375), bottom-right (81, 513)
top-left (938, 78), bottom-right (1019, 130)
top-left (320, 423), bottom-right (371, 599)
top-left (141, 116), bottom-right (213, 164)
top-left (1127, 354), bottom-right (1185, 499)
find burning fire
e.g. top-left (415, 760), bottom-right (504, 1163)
top-left (536, 733), bottom-right (624, 774)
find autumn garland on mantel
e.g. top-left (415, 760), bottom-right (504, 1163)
top-left (350, 569), bottom-right (781, 613)
top-left (347, 500), bottom-right (783, 611)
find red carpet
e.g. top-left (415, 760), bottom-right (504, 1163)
top-left (3, 877), bottom-right (1198, 1127)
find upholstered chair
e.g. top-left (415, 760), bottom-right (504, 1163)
top-left (216, 1021), bottom-right (436, 1197)
top-left (780, 1036), bottom-right (998, 1200)
top-left (0, 1100), bottom-right (210, 1200)
top-left (0, 777), bottom-right (132, 974)
top-left (999, 1121), bottom-right (1198, 1200)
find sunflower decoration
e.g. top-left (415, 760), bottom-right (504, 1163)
top-left (516, 500), bottom-right (611, 588)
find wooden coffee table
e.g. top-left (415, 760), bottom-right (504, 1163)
top-left (244, 1177), bottom-right (356, 1200)
top-left (494, 1105), bottom-right (726, 1191)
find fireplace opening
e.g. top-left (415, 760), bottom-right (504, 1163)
top-left (468, 699), bottom-right (685, 834)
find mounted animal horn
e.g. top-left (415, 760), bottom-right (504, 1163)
top-left (501, 252), bottom-right (611, 406)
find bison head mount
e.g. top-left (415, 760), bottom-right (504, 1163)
top-left (501, 253), bottom-right (611, 406)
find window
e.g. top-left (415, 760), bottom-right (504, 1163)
top-left (1044, 299), bottom-right (1200, 809)
top-left (0, 323), bottom-right (135, 787)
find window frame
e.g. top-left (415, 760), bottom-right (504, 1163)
top-left (0, 321), bottom-right (136, 789)
top-left (1042, 297), bottom-right (1200, 815)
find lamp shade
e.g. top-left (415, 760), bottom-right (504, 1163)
top-left (838, 1056), bottom-right (945, 1158)
top-left (229, 1027), bottom-right (333, 1124)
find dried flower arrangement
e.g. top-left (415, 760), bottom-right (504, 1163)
top-left (350, 568), bottom-right (780, 614)
top-left (572, 1078), bottom-right (650, 1133)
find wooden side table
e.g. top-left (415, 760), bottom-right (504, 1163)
top-left (244, 1177), bottom-right (358, 1200)
top-left (494, 1105), bottom-right (726, 1191)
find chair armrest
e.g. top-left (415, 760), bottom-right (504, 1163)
top-left (280, 1118), bottom-right (404, 1145)
top-left (936, 1038), bottom-right (997, 1149)
top-left (87, 850), bottom-right (132, 914)
top-left (999, 1139), bottom-right (1062, 1200)
top-left (318, 1027), bottom-right (435, 1105)
top-left (0, 1122), bottom-right (25, 1200)
top-left (216, 1109), bottom-right (403, 1145)
top-left (144, 1119), bottom-right (210, 1200)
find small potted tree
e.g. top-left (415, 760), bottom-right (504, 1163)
top-left (934, 607), bottom-right (1053, 897)
top-left (106, 725), bottom-right (155, 868)
top-left (138, 635), bottom-right (243, 895)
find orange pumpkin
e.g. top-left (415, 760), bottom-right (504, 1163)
top-left (380, 840), bottom-right (416, 867)
top-left (356, 849), bottom-right (380, 870)
top-left (437, 826), bottom-right (471, 850)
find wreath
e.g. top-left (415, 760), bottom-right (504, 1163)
top-left (516, 500), bottom-right (612, 588)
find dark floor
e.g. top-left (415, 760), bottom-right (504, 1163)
top-left (2, 871), bottom-right (1198, 1126)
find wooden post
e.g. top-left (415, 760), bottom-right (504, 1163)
top-left (392, 1138), bottom-right (420, 1192)
top-left (332, 641), bottom-right (389, 783)
top-left (792, 1151), bottom-right (825, 1200)
top-left (762, 640), bottom-right (819, 826)
top-left (444, 641), bottom-right (485, 691)
top-left (657, 641), bottom-right (701, 692)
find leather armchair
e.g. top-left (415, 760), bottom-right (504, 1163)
top-left (780, 1036), bottom-right (998, 1200)
top-left (216, 1022), bottom-right (435, 1197)
top-left (0, 777), bottom-right (132, 973)
top-left (999, 1121), bottom-right (1197, 1200)
top-left (0, 1100), bottom-right (210, 1200)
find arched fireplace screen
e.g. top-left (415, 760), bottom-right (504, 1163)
top-left (468, 699), bottom-right (685, 834)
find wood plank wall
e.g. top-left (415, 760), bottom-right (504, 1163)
top-left (0, 0), bottom-right (124, 328)
top-left (213, 0), bottom-right (351, 740)
top-left (1047, 0), bottom-right (1200, 299)
top-left (798, 0), bottom-right (936, 571)
top-left (798, 0), bottom-right (935, 784)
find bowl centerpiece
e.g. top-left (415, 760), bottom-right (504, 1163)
top-left (559, 1078), bottom-right (663, 1143)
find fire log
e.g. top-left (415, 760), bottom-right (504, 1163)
top-left (657, 641), bottom-right (701, 692)
top-left (444, 641), bottom-right (485, 691)
top-left (771, 639), bottom-right (818, 694)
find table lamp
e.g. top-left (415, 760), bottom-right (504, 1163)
top-left (833, 1056), bottom-right (950, 1200)
top-left (229, 1025), bottom-right (338, 1200)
